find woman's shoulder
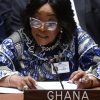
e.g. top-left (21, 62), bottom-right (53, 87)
top-left (75, 28), bottom-right (89, 36)
top-left (75, 28), bottom-right (96, 43)
top-left (0, 29), bottom-right (26, 58)
top-left (1, 29), bottom-right (25, 53)
top-left (2, 28), bottom-right (25, 45)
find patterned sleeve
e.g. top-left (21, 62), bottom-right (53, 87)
top-left (77, 29), bottom-right (100, 79)
top-left (0, 38), bottom-right (20, 79)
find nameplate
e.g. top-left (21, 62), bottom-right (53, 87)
top-left (24, 90), bottom-right (100, 100)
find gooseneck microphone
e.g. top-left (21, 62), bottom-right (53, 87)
top-left (33, 54), bottom-right (64, 89)
top-left (51, 63), bottom-right (64, 90)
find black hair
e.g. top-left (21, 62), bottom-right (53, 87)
top-left (21, 0), bottom-right (77, 43)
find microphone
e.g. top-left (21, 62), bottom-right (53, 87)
top-left (51, 63), bottom-right (64, 89)
top-left (33, 54), bottom-right (64, 89)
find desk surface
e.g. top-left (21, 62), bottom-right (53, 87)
top-left (0, 93), bottom-right (23, 100)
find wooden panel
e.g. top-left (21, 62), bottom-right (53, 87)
top-left (24, 90), bottom-right (100, 100)
top-left (0, 93), bottom-right (23, 100)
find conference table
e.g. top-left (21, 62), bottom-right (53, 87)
top-left (0, 87), bottom-right (100, 100)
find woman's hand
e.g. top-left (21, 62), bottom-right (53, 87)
top-left (9, 75), bottom-right (37, 90)
top-left (69, 70), bottom-right (94, 89)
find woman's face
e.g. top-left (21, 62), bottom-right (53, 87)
top-left (30, 3), bottom-right (60, 45)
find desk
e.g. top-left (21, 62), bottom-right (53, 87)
top-left (0, 93), bottom-right (23, 100)
top-left (0, 88), bottom-right (100, 100)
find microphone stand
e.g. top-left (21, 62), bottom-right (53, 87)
top-left (34, 54), bottom-right (64, 89)
top-left (51, 63), bottom-right (64, 90)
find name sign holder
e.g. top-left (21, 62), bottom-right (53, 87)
top-left (24, 89), bottom-right (100, 100)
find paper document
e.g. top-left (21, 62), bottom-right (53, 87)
top-left (36, 81), bottom-right (77, 90)
top-left (0, 81), bottom-right (77, 93)
top-left (0, 87), bottom-right (23, 93)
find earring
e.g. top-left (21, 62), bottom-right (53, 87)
top-left (60, 28), bottom-right (63, 33)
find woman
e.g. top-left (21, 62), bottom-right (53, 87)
top-left (0, 0), bottom-right (100, 90)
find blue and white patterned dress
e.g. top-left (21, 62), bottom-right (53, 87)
top-left (0, 28), bottom-right (100, 81)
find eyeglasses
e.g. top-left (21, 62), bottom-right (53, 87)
top-left (30, 17), bottom-right (58, 31)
